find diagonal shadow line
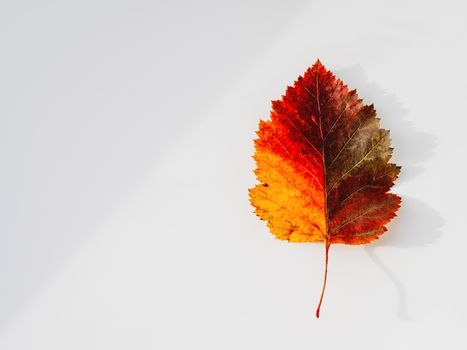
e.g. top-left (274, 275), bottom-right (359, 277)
top-left (0, 0), bottom-right (312, 333)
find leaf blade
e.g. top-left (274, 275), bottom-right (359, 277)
top-left (249, 60), bottom-right (401, 316)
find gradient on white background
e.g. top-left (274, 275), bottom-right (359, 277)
top-left (1, 0), bottom-right (466, 349)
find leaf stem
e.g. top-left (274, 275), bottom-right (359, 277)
top-left (315, 242), bottom-right (330, 318)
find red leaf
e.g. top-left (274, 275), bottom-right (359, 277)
top-left (249, 60), bottom-right (401, 317)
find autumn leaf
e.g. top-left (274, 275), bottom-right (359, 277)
top-left (249, 60), bottom-right (401, 318)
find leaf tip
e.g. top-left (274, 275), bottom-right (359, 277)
top-left (313, 58), bottom-right (325, 70)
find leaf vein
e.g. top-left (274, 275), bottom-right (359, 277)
top-left (328, 133), bottom-right (388, 194)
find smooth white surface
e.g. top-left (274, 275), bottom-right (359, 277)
top-left (1, 0), bottom-right (466, 348)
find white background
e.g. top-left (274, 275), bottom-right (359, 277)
top-left (1, 0), bottom-right (466, 348)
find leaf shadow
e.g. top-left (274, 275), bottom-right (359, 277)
top-left (366, 196), bottom-right (444, 320)
top-left (336, 66), bottom-right (444, 320)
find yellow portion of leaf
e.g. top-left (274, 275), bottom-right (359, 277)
top-left (249, 149), bottom-right (326, 242)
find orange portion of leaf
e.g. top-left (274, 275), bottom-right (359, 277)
top-left (249, 60), bottom-right (401, 317)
